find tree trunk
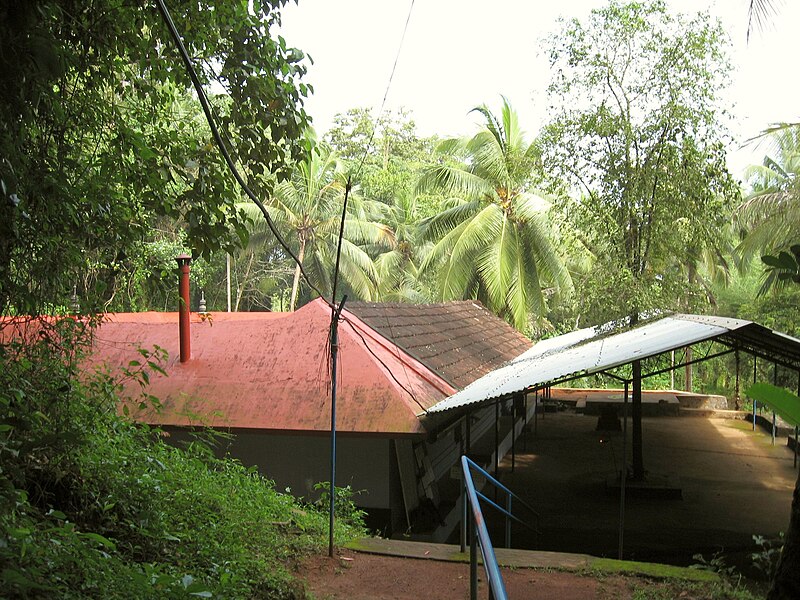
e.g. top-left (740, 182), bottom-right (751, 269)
top-left (768, 469), bottom-right (800, 599)
top-left (289, 238), bottom-right (306, 312)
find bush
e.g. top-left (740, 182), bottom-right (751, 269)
top-left (0, 319), bottom-right (364, 598)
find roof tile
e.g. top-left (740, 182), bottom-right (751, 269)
top-left (347, 301), bottom-right (532, 389)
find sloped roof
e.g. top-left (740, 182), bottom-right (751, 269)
top-left (429, 313), bottom-right (800, 414)
top-left (88, 299), bottom-right (456, 435)
top-left (346, 301), bottom-right (532, 389)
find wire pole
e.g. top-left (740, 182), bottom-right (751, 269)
top-left (328, 295), bottom-right (347, 557)
top-left (328, 176), bottom-right (351, 557)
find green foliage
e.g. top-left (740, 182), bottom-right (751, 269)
top-left (239, 136), bottom-right (395, 309)
top-left (759, 245), bottom-right (800, 294)
top-left (751, 533), bottom-right (784, 582)
top-left (543, 0), bottom-right (739, 322)
top-left (738, 285), bottom-right (800, 336)
top-left (324, 107), bottom-right (437, 204)
top-left (0, 0), bottom-right (311, 316)
top-left (312, 482), bottom-right (367, 524)
top-left (0, 325), bottom-right (364, 598)
top-left (736, 126), bottom-right (800, 262)
top-left (416, 98), bottom-right (572, 330)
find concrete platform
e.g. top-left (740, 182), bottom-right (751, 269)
top-left (345, 537), bottom-right (717, 582)
top-left (605, 472), bottom-right (683, 499)
top-left (551, 388), bottom-right (729, 414)
top-left (578, 396), bottom-right (680, 417)
top-left (486, 412), bottom-right (797, 566)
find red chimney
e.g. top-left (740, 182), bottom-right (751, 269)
top-left (176, 254), bottom-right (191, 363)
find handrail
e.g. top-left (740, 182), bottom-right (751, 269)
top-left (461, 455), bottom-right (541, 549)
top-left (465, 456), bottom-right (540, 520)
top-left (462, 455), bottom-right (508, 600)
top-left (474, 490), bottom-right (540, 534)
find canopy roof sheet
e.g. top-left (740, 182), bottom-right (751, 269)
top-left (428, 313), bottom-right (800, 414)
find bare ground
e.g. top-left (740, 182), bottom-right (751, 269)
top-left (297, 550), bottom-right (753, 600)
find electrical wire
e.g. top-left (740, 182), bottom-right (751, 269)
top-left (340, 315), bottom-right (428, 414)
top-left (326, 0), bottom-right (419, 408)
top-left (156, 0), bottom-right (427, 412)
top-left (153, 0), bottom-right (330, 307)
top-left (352, 0), bottom-right (416, 184)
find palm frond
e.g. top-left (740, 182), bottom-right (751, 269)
top-left (336, 239), bottom-right (378, 300)
top-left (417, 200), bottom-right (482, 243)
top-left (475, 215), bottom-right (513, 308)
top-left (416, 164), bottom-right (494, 199)
top-left (747, 0), bottom-right (780, 42)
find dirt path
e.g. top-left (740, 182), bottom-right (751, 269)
top-left (298, 550), bottom-right (734, 600)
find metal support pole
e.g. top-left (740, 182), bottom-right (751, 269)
top-left (753, 356), bottom-right (758, 431)
top-left (735, 349), bottom-right (740, 409)
top-left (466, 411), bottom-right (472, 455)
top-left (772, 412), bottom-right (777, 445)
top-left (460, 476), bottom-right (467, 553)
top-left (534, 389), bottom-right (539, 437)
top-left (494, 399), bottom-right (500, 477)
top-left (772, 362), bottom-right (778, 445)
top-left (328, 296), bottom-right (347, 557)
top-left (226, 253), bottom-right (232, 312)
top-left (670, 350), bottom-right (675, 390)
top-left (511, 398), bottom-right (516, 474)
top-left (505, 494), bottom-right (512, 548)
top-left (618, 380), bottom-right (629, 560)
top-left (460, 416), bottom-right (467, 553)
top-left (524, 393), bottom-right (528, 452)
top-left (470, 519), bottom-right (478, 600)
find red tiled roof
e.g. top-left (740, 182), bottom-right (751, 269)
top-left (87, 299), bottom-right (456, 435)
top-left (346, 301), bottom-right (532, 389)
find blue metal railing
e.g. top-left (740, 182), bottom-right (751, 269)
top-left (460, 455), bottom-right (541, 600)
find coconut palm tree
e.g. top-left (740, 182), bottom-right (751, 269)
top-left (415, 98), bottom-right (571, 330)
top-left (240, 139), bottom-right (394, 310)
top-left (736, 126), bottom-right (800, 263)
top-left (369, 191), bottom-right (430, 302)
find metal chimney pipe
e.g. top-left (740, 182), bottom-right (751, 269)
top-left (176, 254), bottom-right (192, 363)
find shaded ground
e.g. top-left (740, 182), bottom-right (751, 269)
top-left (486, 412), bottom-right (796, 569)
top-left (298, 550), bottom-right (750, 599)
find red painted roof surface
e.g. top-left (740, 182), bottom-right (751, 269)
top-left (87, 299), bottom-right (456, 435)
top-left (346, 301), bottom-right (532, 389)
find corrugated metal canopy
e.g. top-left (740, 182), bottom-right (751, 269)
top-left (428, 313), bottom-right (800, 414)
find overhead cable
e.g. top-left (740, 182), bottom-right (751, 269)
top-left (153, 0), bottom-right (330, 306)
top-left (352, 0), bottom-right (416, 183)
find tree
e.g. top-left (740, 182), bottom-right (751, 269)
top-left (240, 139), bottom-right (394, 310)
top-left (736, 126), bottom-right (800, 264)
top-left (543, 0), bottom-right (739, 478)
top-left (325, 107), bottom-right (437, 205)
top-left (416, 98), bottom-right (572, 331)
top-left (0, 0), bottom-right (311, 316)
top-left (371, 191), bottom-right (430, 302)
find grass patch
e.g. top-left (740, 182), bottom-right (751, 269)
top-left (587, 558), bottom-right (719, 582)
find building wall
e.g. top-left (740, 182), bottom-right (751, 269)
top-left (165, 428), bottom-right (393, 510)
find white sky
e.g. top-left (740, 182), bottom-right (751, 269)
top-left (277, 0), bottom-right (800, 179)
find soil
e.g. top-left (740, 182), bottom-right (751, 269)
top-left (297, 550), bottom-right (717, 600)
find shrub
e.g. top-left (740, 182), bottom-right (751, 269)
top-left (0, 320), bottom-right (363, 598)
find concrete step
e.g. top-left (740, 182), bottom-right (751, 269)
top-left (345, 537), bottom-right (718, 582)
